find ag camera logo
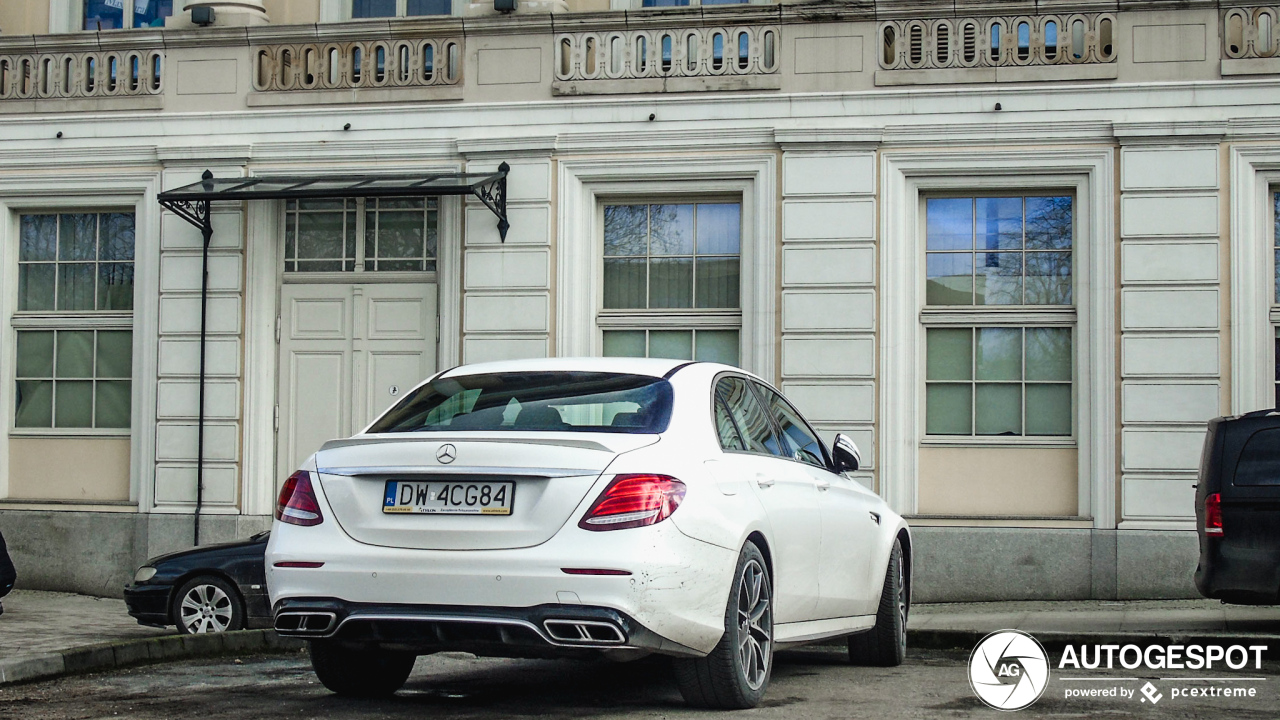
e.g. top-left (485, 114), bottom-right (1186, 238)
top-left (969, 630), bottom-right (1051, 711)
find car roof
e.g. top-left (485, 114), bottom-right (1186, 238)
top-left (436, 356), bottom-right (694, 379)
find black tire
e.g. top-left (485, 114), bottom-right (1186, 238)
top-left (172, 576), bottom-right (244, 635)
top-left (309, 640), bottom-right (416, 698)
top-left (673, 541), bottom-right (773, 709)
top-left (848, 538), bottom-right (907, 667)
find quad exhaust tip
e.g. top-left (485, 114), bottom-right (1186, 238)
top-left (275, 611), bottom-right (337, 635)
top-left (542, 619), bottom-right (626, 645)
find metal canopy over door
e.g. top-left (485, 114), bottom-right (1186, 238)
top-left (278, 281), bottom-right (437, 482)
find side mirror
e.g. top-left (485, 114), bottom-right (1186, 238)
top-left (832, 433), bottom-right (861, 473)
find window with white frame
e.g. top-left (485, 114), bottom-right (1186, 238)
top-left (640, 0), bottom-right (747, 6)
top-left (599, 201), bottom-right (742, 365)
top-left (923, 195), bottom-right (1075, 437)
top-left (283, 197), bottom-right (437, 273)
top-left (83, 0), bottom-right (173, 30)
top-left (352, 0), bottom-right (451, 17)
top-left (14, 212), bottom-right (134, 430)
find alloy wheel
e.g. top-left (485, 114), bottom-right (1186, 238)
top-left (179, 583), bottom-right (234, 634)
top-left (736, 558), bottom-right (772, 690)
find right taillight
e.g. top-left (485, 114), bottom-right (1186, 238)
top-left (276, 470), bottom-right (324, 527)
top-left (579, 474), bottom-right (686, 531)
top-left (1204, 492), bottom-right (1223, 537)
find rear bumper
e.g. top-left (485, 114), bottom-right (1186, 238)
top-left (272, 597), bottom-right (701, 658)
top-left (1195, 538), bottom-right (1280, 604)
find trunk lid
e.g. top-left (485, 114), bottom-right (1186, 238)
top-left (313, 432), bottom-right (657, 550)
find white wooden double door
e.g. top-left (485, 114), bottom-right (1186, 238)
top-left (277, 282), bottom-right (437, 480)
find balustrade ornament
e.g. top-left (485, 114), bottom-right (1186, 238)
top-left (252, 38), bottom-right (462, 92)
top-left (0, 50), bottom-right (163, 100)
top-left (553, 25), bottom-right (780, 82)
top-left (1223, 7), bottom-right (1280, 59)
top-left (878, 13), bottom-right (1117, 70)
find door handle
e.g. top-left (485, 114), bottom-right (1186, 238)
top-left (755, 475), bottom-right (775, 488)
top-left (815, 480), bottom-right (831, 491)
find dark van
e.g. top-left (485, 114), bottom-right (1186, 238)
top-left (1194, 409), bottom-right (1280, 604)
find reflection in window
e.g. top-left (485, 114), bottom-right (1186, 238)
top-left (284, 197), bottom-right (437, 273)
top-left (926, 195), bottom-right (1073, 306)
top-left (354, 0), bottom-right (451, 16)
top-left (926, 327), bottom-right (1072, 437)
top-left (84, 0), bottom-right (173, 30)
top-left (19, 213), bottom-right (135, 312)
top-left (15, 330), bottom-right (132, 429)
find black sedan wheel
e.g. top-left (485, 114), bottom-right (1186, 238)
top-left (172, 576), bottom-right (244, 634)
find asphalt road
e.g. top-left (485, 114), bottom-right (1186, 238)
top-left (2, 645), bottom-right (1278, 719)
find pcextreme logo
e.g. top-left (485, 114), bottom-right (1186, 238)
top-left (968, 630), bottom-right (1051, 711)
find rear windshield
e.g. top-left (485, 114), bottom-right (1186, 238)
top-left (1234, 428), bottom-right (1280, 486)
top-left (367, 372), bottom-right (674, 434)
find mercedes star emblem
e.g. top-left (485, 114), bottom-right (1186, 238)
top-left (436, 444), bottom-right (457, 464)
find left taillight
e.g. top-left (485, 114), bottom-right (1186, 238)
top-left (579, 474), bottom-right (686, 532)
top-left (1204, 492), bottom-right (1223, 537)
top-left (276, 470), bottom-right (324, 527)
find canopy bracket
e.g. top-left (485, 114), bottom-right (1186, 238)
top-left (472, 161), bottom-right (510, 242)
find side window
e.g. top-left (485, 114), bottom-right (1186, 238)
top-left (716, 376), bottom-right (783, 456)
top-left (1234, 428), bottom-right (1280, 486)
top-left (713, 393), bottom-right (745, 451)
top-left (755, 382), bottom-right (827, 469)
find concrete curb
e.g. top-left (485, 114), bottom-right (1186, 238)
top-left (0, 630), bottom-right (306, 686)
top-left (907, 628), bottom-right (1280, 656)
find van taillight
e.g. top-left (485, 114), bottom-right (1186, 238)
top-left (579, 474), bottom-right (686, 531)
top-left (1204, 492), bottom-right (1223, 537)
top-left (276, 471), bottom-right (323, 527)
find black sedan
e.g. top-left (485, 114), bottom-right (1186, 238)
top-left (124, 532), bottom-right (271, 634)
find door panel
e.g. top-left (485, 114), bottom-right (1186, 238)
top-left (807, 465), bottom-right (880, 618)
top-left (279, 282), bottom-right (437, 485)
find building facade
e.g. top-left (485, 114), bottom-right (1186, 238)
top-left (0, 0), bottom-right (1276, 601)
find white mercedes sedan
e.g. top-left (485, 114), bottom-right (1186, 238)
top-left (266, 357), bottom-right (911, 708)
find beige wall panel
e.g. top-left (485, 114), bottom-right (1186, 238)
top-left (462, 337), bottom-right (548, 363)
top-left (157, 380), bottom-right (241, 420)
top-left (161, 211), bottom-right (244, 250)
top-left (794, 36), bottom-right (863, 75)
top-left (465, 294), bottom-right (548, 332)
top-left (918, 447), bottom-right (1078, 517)
top-left (1121, 148), bottom-right (1217, 190)
top-left (464, 249), bottom-right (550, 289)
top-left (781, 382), bottom-right (874, 423)
top-left (160, 255), bottom-right (243, 293)
top-left (782, 291), bottom-right (875, 331)
top-left (0, 0), bottom-right (50, 35)
top-left (466, 206), bottom-right (549, 245)
top-left (782, 246), bottom-right (875, 286)
top-left (1132, 24), bottom-right (1207, 63)
top-left (478, 48), bottom-right (542, 85)
top-left (1121, 429), bottom-right (1205, 472)
top-left (159, 339), bottom-right (241, 377)
top-left (469, 160), bottom-right (551, 202)
top-left (782, 200), bottom-right (875, 240)
top-left (781, 337), bottom-right (875, 377)
top-left (155, 422), bottom-right (239, 462)
top-left (1122, 336), bottom-right (1219, 376)
top-left (8, 437), bottom-right (130, 502)
top-left (177, 60), bottom-right (240, 95)
top-left (1121, 242), bottom-right (1218, 283)
top-left (263, 0), bottom-right (320, 24)
top-left (1123, 477), bottom-right (1197, 519)
top-left (1121, 289), bottom-right (1218, 330)
top-left (154, 464), bottom-right (238, 504)
top-left (1120, 195), bottom-right (1218, 237)
top-left (783, 153), bottom-right (875, 197)
top-left (1122, 383), bottom-right (1219, 424)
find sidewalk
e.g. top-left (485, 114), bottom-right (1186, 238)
top-left (1, 590), bottom-right (1278, 685)
top-left (0, 590), bottom-right (298, 685)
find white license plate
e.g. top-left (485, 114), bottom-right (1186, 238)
top-left (382, 480), bottom-right (515, 515)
